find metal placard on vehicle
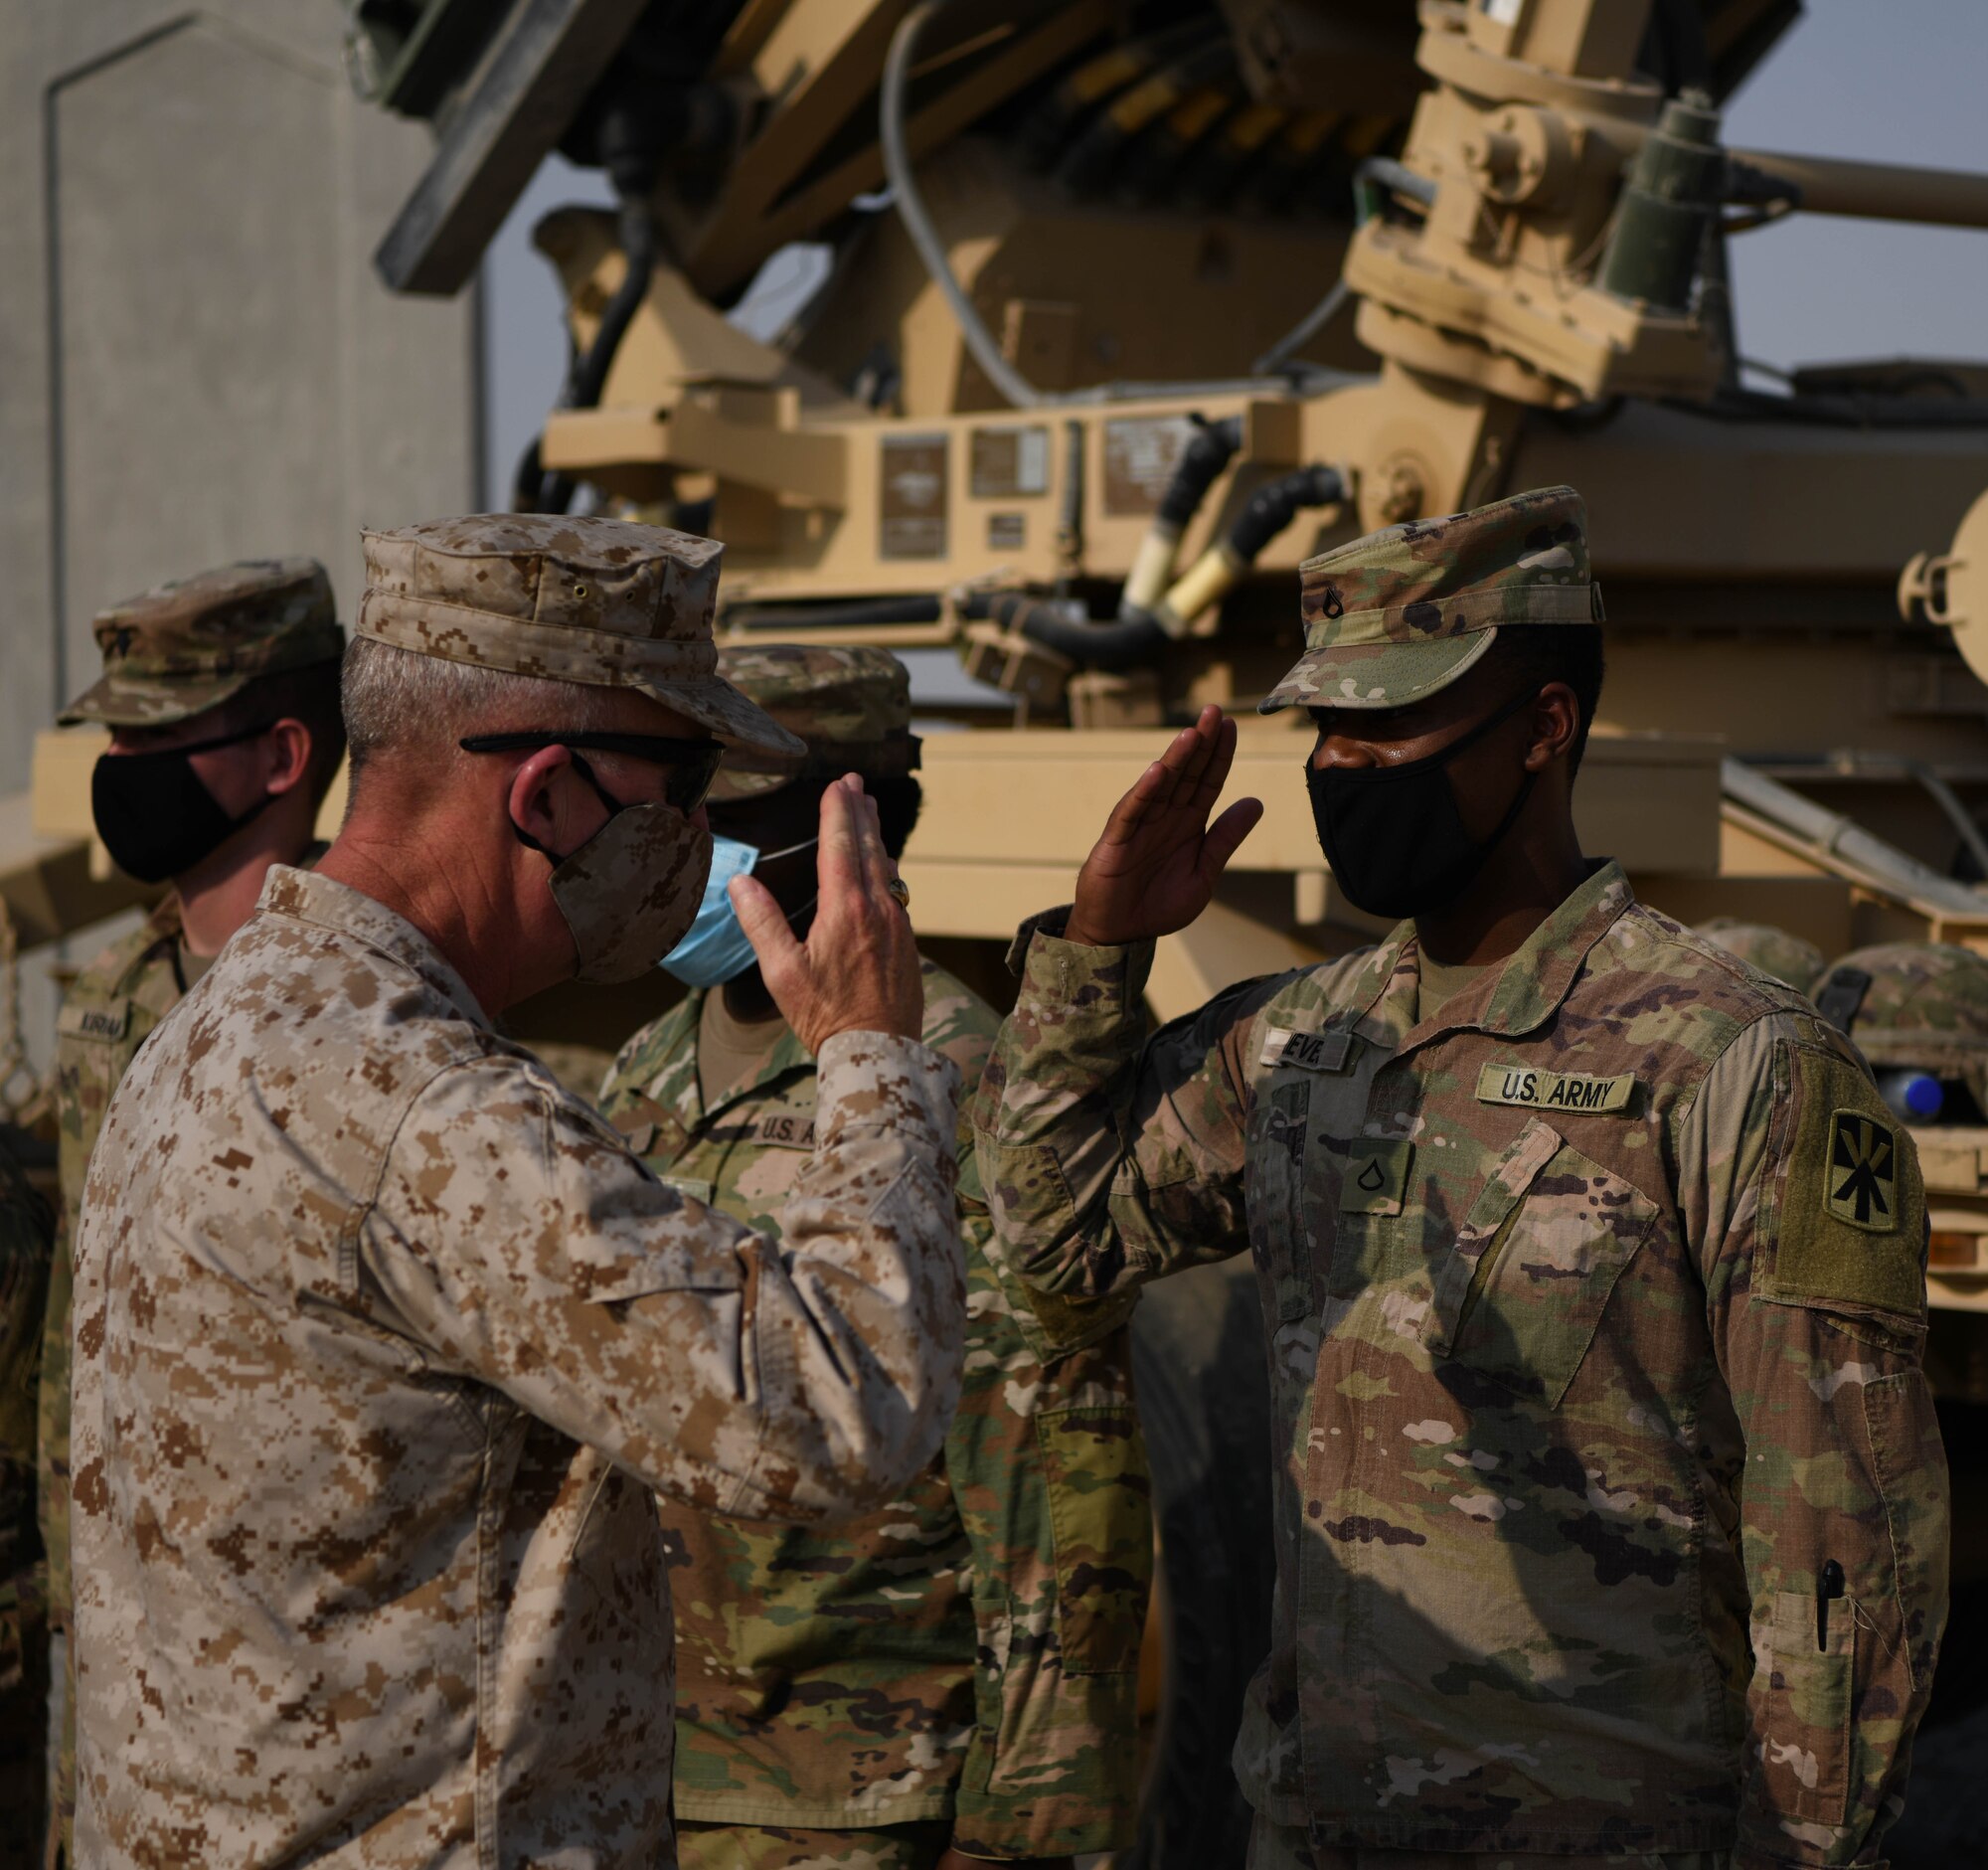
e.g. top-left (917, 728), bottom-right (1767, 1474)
top-left (880, 434), bottom-right (949, 559)
top-left (1103, 416), bottom-right (1200, 516)
top-left (969, 425), bottom-right (1050, 498)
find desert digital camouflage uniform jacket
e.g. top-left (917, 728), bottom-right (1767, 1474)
top-left (598, 958), bottom-right (1150, 1858)
top-left (976, 860), bottom-right (1946, 1869)
top-left (69, 866), bottom-right (967, 1869)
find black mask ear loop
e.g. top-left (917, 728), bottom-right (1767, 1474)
top-left (508, 749), bottom-right (627, 862)
top-left (1421, 684), bottom-right (1544, 866)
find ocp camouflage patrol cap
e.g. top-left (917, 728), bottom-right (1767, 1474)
top-left (708, 644), bottom-right (921, 801)
top-left (1815, 939), bottom-right (1988, 1113)
top-left (355, 514), bottom-right (801, 762)
top-left (1697, 918), bottom-right (1827, 994)
top-left (1258, 483), bottom-right (1604, 715)
top-left (60, 558), bottom-right (344, 728)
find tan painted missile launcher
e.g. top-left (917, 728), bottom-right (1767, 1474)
top-left (9, 0), bottom-right (1988, 1852)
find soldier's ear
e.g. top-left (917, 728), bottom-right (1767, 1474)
top-left (262, 719), bottom-right (313, 798)
top-left (1523, 682), bottom-right (1582, 770)
top-left (507, 744), bottom-right (579, 854)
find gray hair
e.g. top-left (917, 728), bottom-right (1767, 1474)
top-left (340, 636), bottom-right (621, 779)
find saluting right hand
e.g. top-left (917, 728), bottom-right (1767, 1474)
top-left (732, 772), bottom-right (924, 1050)
top-left (1065, 704), bottom-right (1264, 947)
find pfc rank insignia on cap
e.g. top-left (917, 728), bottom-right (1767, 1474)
top-left (1825, 1108), bottom-right (1898, 1232)
top-left (1475, 1064), bottom-right (1637, 1114)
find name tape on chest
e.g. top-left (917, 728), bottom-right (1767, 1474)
top-left (1260, 1026), bottom-right (1356, 1074)
top-left (57, 1000), bottom-right (132, 1045)
top-left (749, 1113), bottom-right (818, 1150)
top-left (1475, 1063), bottom-right (1638, 1114)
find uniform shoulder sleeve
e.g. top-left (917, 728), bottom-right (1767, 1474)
top-left (1682, 1007), bottom-right (1926, 1327)
top-left (365, 1034), bottom-right (968, 1523)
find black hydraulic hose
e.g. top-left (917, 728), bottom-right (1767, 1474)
top-left (1157, 417), bottom-right (1243, 531)
top-left (1008, 595), bottom-right (1168, 671)
top-left (516, 193), bottom-right (659, 513)
top-left (1229, 464), bottom-right (1345, 561)
top-left (1117, 415), bottom-right (1243, 629)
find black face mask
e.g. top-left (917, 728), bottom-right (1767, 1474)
top-left (90, 723), bottom-right (276, 884)
top-left (1304, 687), bottom-right (1539, 921)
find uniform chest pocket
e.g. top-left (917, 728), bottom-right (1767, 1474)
top-left (1423, 1117), bottom-right (1657, 1408)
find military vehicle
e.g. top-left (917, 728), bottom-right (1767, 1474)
top-left (8, 0), bottom-right (1988, 1858)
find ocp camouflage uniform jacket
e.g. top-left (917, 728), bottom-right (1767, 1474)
top-left (69, 867), bottom-right (967, 1868)
top-left (598, 957), bottom-right (1150, 1858)
top-left (975, 860), bottom-right (1946, 1870)
top-left (41, 889), bottom-right (187, 1641)
top-left (0, 1134), bottom-right (53, 1860)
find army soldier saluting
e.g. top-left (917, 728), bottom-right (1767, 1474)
top-left (599, 646), bottom-right (1150, 1870)
top-left (975, 486), bottom-right (1947, 1870)
top-left (68, 516), bottom-right (967, 1866)
top-left (39, 559), bottom-right (347, 1868)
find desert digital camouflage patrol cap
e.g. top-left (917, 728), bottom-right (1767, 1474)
top-left (708, 644), bottom-right (921, 801)
top-left (1697, 918), bottom-right (1827, 994)
top-left (1258, 483), bottom-right (1604, 715)
top-left (60, 558), bottom-right (343, 728)
top-left (355, 514), bottom-right (802, 762)
top-left (1816, 939), bottom-right (1988, 1112)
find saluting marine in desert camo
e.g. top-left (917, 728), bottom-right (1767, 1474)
top-left (598, 644), bottom-right (1149, 1863)
top-left (66, 516), bottom-right (962, 1868)
top-left (976, 487), bottom-right (1946, 1870)
top-left (40, 556), bottom-right (343, 1867)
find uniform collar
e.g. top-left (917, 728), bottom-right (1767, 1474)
top-left (637, 988), bottom-right (813, 1133)
top-left (255, 865), bottom-right (488, 1027)
top-left (127, 889), bottom-right (185, 973)
top-left (1352, 859), bottom-right (1634, 1060)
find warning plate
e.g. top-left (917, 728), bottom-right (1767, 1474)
top-left (881, 434), bottom-right (948, 559)
top-left (969, 425), bottom-right (1050, 498)
top-left (1103, 416), bottom-right (1200, 516)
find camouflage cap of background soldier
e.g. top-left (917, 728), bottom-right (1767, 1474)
top-left (1258, 483), bottom-right (1604, 716)
top-left (355, 514), bottom-right (802, 763)
top-left (59, 558), bottom-right (345, 728)
top-left (707, 643), bottom-right (921, 801)
top-left (1698, 918), bottom-right (1827, 994)
top-left (1815, 939), bottom-right (1988, 1115)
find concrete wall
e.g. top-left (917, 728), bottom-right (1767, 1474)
top-left (0, 3), bottom-right (479, 1061)
top-left (0, 2), bottom-right (479, 785)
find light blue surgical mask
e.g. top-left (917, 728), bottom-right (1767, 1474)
top-left (658, 833), bottom-right (817, 988)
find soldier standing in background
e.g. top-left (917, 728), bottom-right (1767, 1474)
top-left (1696, 918), bottom-right (1827, 996)
top-left (975, 486), bottom-right (1947, 1869)
top-left (599, 645), bottom-right (1150, 1870)
top-left (38, 559), bottom-right (347, 1867)
top-left (1811, 941), bottom-right (1988, 1123)
top-left (0, 1130), bottom-right (53, 1868)
top-left (68, 515), bottom-right (966, 1866)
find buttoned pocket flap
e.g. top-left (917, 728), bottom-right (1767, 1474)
top-left (1424, 1117), bottom-right (1564, 1354)
top-left (1036, 1406), bottom-right (1153, 1675)
top-left (1441, 1129), bottom-right (1657, 1408)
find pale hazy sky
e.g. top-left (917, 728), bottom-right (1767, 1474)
top-left (479, 0), bottom-right (1988, 510)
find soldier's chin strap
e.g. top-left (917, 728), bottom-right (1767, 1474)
top-left (1815, 967), bottom-right (1872, 1035)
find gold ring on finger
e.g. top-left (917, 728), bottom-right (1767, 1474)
top-left (886, 876), bottom-right (911, 911)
